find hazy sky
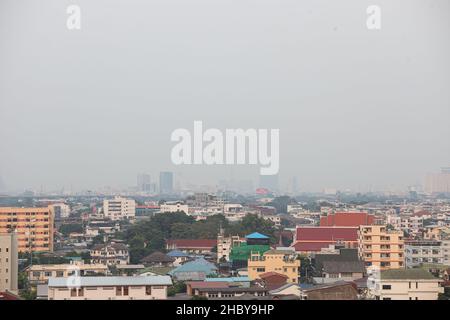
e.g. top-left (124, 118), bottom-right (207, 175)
top-left (0, 0), bottom-right (449, 193)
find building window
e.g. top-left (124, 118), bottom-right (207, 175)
top-left (256, 268), bottom-right (265, 272)
top-left (116, 286), bottom-right (122, 296)
top-left (382, 285), bottom-right (391, 290)
top-left (123, 286), bottom-right (129, 296)
top-left (70, 288), bottom-right (77, 297)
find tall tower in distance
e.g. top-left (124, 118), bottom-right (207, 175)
top-left (159, 171), bottom-right (174, 195)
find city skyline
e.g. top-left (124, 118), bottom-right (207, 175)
top-left (1, 1), bottom-right (449, 193)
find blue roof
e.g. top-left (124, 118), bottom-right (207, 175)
top-left (168, 258), bottom-right (217, 275)
top-left (167, 250), bottom-right (190, 257)
top-left (245, 232), bottom-right (269, 239)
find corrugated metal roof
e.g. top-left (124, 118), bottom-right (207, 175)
top-left (205, 277), bottom-right (250, 282)
top-left (48, 276), bottom-right (172, 287)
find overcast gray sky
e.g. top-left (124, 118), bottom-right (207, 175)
top-left (0, 0), bottom-right (449, 193)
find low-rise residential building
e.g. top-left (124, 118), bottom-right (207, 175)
top-left (90, 243), bottom-right (129, 266)
top-left (358, 225), bottom-right (405, 270)
top-left (159, 202), bottom-right (189, 214)
top-left (141, 252), bottom-right (174, 267)
top-left (47, 276), bottom-right (172, 300)
top-left (27, 262), bottom-right (108, 284)
top-left (248, 249), bottom-right (300, 284)
top-left (0, 232), bottom-right (18, 294)
top-left (374, 269), bottom-right (443, 300)
top-left (229, 232), bottom-right (271, 269)
top-left (166, 250), bottom-right (190, 266)
top-left (300, 281), bottom-right (358, 300)
top-left (168, 258), bottom-right (217, 281)
top-left (405, 240), bottom-right (444, 268)
top-left (315, 261), bottom-right (365, 284)
top-left (189, 285), bottom-right (269, 299)
top-left (386, 214), bottom-right (424, 236)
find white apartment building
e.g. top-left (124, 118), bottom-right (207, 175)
top-left (386, 214), bottom-right (424, 235)
top-left (103, 196), bottom-right (135, 221)
top-left (374, 269), bottom-right (443, 300)
top-left (49, 203), bottom-right (71, 219)
top-left (90, 243), bottom-right (129, 266)
top-left (0, 232), bottom-right (18, 294)
top-left (159, 202), bottom-right (189, 214)
top-left (405, 241), bottom-right (444, 268)
top-left (47, 276), bottom-right (172, 300)
top-left (259, 214), bottom-right (281, 227)
top-left (217, 229), bottom-right (245, 263)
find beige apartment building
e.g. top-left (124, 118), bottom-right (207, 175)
top-left (47, 276), bottom-right (172, 300)
top-left (0, 207), bottom-right (54, 253)
top-left (0, 232), bottom-right (18, 293)
top-left (27, 261), bottom-right (108, 284)
top-left (103, 197), bottom-right (135, 221)
top-left (248, 249), bottom-right (300, 283)
top-left (359, 225), bottom-right (405, 270)
top-left (374, 269), bottom-right (443, 300)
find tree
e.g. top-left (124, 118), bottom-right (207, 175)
top-left (59, 223), bottom-right (83, 236)
top-left (267, 196), bottom-right (296, 214)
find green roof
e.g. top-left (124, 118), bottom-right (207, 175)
top-left (381, 269), bottom-right (438, 280)
top-left (229, 244), bottom-right (270, 261)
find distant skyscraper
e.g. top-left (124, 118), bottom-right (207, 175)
top-left (425, 167), bottom-right (450, 194)
top-left (159, 172), bottom-right (174, 195)
top-left (137, 173), bottom-right (151, 192)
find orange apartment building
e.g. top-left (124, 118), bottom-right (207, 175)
top-left (0, 207), bottom-right (54, 253)
top-left (358, 225), bottom-right (404, 270)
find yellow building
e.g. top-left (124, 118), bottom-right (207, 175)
top-left (359, 225), bottom-right (404, 270)
top-left (247, 249), bottom-right (300, 283)
top-left (0, 207), bottom-right (54, 253)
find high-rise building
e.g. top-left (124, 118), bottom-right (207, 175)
top-left (0, 232), bottom-right (18, 293)
top-left (103, 197), bottom-right (136, 221)
top-left (425, 167), bottom-right (450, 194)
top-left (159, 172), bottom-right (174, 195)
top-left (358, 225), bottom-right (405, 270)
top-left (137, 173), bottom-right (151, 192)
top-left (0, 207), bottom-right (54, 253)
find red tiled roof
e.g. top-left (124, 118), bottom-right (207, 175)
top-left (320, 212), bottom-right (374, 227)
top-left (166, 239), bottom-right (216, 249)
top-left (413, 210), bottom-right (431, 217)
top-left (259, 272), bottom-right (289, 280)
top-left (295, 226), bottom-right (358, 242)
top-left (291, 241), bottom-right (333, 252)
